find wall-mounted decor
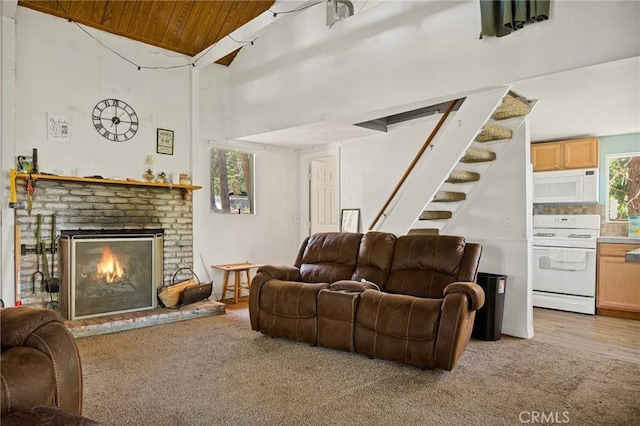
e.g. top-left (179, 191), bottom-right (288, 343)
top-left (156, 129), bottom-right (174, 155)
top-left (47, 113), bottom-right (70, 143)
top-left (92, 98), bottom-right (138, 142)
top-left (341, 208), bottom-right (360, 233)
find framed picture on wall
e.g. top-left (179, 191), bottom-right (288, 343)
top-left (340, 208), bottom-right (360, 233)
top-left (156, 129), bottom-right (174, 155)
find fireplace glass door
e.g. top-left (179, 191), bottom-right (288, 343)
top-left (61, 235), bottom-right (159, 320)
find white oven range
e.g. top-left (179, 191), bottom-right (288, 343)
top-left (532, 215), bottom-right (601, 315)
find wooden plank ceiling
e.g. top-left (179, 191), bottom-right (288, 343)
top-left (17, 0), bottom-right (276, 66)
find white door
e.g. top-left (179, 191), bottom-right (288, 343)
top-left (310, 159), bottom-right (338, 235)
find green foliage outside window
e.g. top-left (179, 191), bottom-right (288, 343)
top-left (210, 148), bottom-right (255, 214)
top-left (608, 154), bottom-right (640, 221)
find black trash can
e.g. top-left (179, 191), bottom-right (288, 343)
top-left (472, 272), bottom-right (507, 341)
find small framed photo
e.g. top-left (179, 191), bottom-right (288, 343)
top-left (340, 208), bottom-right (361, 233)
top-left (156, 128), bottom-right (174, 155)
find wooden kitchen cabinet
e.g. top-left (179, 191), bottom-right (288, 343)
top-left (531, 142), bottom-right (562, 171)
top-left (532, 137), bottom-right (598, 171)
top-left (597, 243), bottom-right (640, 319)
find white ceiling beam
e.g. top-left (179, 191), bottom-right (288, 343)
top-left (193, 0), bottom-right (321, 69)
top-left (1, 0), bottom-right (18, 19)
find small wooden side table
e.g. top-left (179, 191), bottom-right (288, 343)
top-left (211, 262), bottom-right (262, 304)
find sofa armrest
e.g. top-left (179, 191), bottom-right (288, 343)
top-left (0, 307), bottom-right (83, 415)
top-left (257, 265), bottom-right (301, 281)
top-left (1, 307), bottom-right (62, 348)
top-left (444, 282), bottom-right (485, 311)
top-left (330, 280), bottom-right (380, 293)
top-left (249, 266), bottom-right (301, 331)
top-left (434, 283), bottom-right (485, 371)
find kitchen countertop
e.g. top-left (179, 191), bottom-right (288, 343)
top-left (625, 248), bottom-right (640, 263)
top-left (597, 236), bottom-right (640, 244)
top-left (597, 237), bottom-right (640, 263)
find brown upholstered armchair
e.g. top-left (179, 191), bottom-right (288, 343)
top-left (1, 306), bottom-right (83, 417)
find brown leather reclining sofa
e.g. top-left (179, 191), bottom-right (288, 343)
top-left (1, 306), bottom-right (89, 423)
top-left (249, 232), bottom-right (485, 370)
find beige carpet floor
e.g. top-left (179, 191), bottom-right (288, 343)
top-left (76, 309), bottom-right (639, 426)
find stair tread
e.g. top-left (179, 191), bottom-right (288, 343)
top-left (419, 210), bottom-right (452, 220)
top-left (461, 148), bottom-right (496, 163)
top-left (492, 93), bottom-right (531, 120)
top-left (433, 191), bottom-right (466, 202)
top-left (447, 170), bottom-right (481, 183)
top-left (475, 124), bottom-right (513, 142)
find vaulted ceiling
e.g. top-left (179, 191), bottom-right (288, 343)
top-left (17, 0), bottom-right (276, 66)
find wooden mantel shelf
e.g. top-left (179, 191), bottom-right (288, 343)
top-left (15, 173), bottom-right (201, 199)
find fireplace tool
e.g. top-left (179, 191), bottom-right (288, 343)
top-left (45, 214), bottom-right (60, 294)
top-left (40, 217), bottom-right (59, 304)
top-left (32, 215), bottom-right (45, 293)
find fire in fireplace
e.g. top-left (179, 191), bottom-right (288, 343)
top-left (96, 246), bottom-right (125, 283)
top-left (59, 230), bottom-right (163, 320)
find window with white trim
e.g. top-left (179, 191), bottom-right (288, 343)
top-left (606, 152), bottom-right (640, 221)
top-left (210, 148), bottom-right (255, 214)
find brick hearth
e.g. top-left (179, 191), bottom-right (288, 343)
top-left (66, 299), bottom-right (225, 338)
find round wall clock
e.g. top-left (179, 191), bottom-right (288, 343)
top-left (92, 98), bottom-right (139, 142)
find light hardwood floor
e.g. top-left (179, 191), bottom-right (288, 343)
top-left (533, 307), bottom-right (640, 364)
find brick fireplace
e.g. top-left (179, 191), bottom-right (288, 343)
top-left (15, 177), bottom-right (194, 309)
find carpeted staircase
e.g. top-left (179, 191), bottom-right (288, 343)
top-left (409, 92), bottom-right (532, 235)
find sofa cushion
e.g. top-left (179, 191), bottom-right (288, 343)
top-left (352, 231), bottom-right (396, 288)
top-left (299, 233), bottom-right (363, 283)
top-left (259, 280), bottom-right (328, 318)
top-left (355, 290), bottom-right (443, 341)
top-left (385, 235), bottom-right (467, 298)
top-left (258, 280), bottom-right (330, 344)
top-left (354, 290), bottom-right (443, 368)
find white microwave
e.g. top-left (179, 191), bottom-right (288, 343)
top-left (533, 168), bottom-right (599, 204)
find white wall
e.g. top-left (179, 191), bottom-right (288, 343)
top-left (443, 121), bottom-right (534, 338)
top-left (1, 11), bottom-right (17, 305)
top-left (194, 66), bottom-right (301, 297)
top-left (0, 8), bottom-right (194, 305)
top-left (13, 8), bottom-right (192, 178)
top-left (339, 114), bottom-right (441, 230)
top-left (228, 0), bottom-right (639, 139)
top-left (0, 7), bottom-right (301, 305)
